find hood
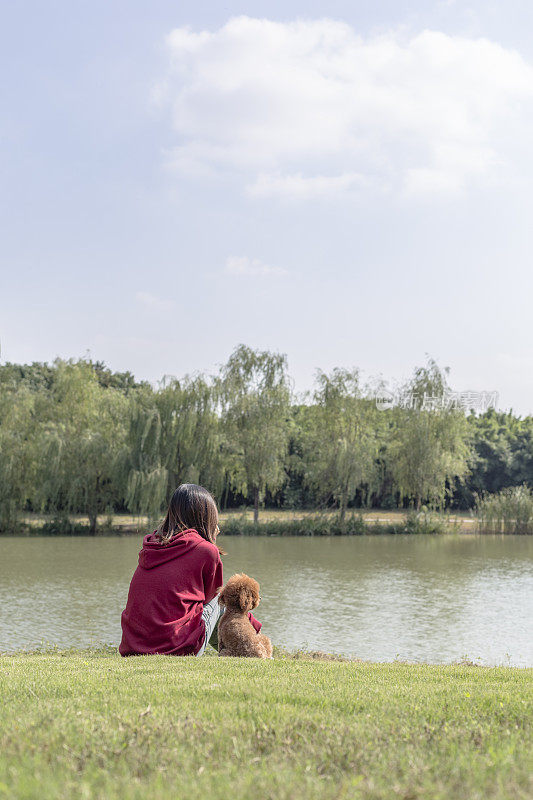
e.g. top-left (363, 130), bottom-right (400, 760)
top-left (138, 529), bottom-right (204, 569)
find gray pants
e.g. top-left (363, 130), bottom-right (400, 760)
top-left (196, 595), bottom-right (224, 656)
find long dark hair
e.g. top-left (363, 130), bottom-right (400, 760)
top-left (156, 484), bottom-right (223, 553)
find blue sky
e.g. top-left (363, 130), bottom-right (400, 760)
top-left (1, 1), bottom-right (532, 413)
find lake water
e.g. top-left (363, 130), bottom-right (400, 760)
top-left (1, 535), bottom-right (532, 665)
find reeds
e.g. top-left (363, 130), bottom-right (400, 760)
top-left (220, 510), bottom-right (450, 536)
top-left (475, 485), bottom-right (533, 534)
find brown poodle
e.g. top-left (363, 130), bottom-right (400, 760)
top-left (217, 573), bottom-right (273, 658)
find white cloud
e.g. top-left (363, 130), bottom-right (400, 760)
top-left (136, 291), bottom-right (175, 313)
top-left (159, 17), bottom-right (533, 199)
top-left (225, 256), bottom-right (288, 277)
top-left (247, 171), bottom-right (371, 200)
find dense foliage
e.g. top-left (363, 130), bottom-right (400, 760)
top-left (0, 346), bottom-right (531, 531)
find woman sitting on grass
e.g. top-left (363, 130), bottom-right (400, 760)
top-left (119, 483), bottom-right (261, 657)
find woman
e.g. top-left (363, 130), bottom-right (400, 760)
top-left (119, 483), bottom-right (261, 657)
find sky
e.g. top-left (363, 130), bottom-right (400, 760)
top-left (1, 1), bottom-right (532, 414)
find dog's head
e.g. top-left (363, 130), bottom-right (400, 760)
top-left (219, 573), bottom-right (260, 612)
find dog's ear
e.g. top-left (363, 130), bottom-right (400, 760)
top-left (217, 586), bottom-right (225, 606)
top-left (238, 586), bottom-right (253, 612)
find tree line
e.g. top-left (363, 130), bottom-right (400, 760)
top-left (0, 345), bottom-right (531, 532)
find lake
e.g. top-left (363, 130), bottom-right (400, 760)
top-left (1, 534), bottom-right (532, 665)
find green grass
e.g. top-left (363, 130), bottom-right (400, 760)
top-left (0, 649), bottom-right (531, 799)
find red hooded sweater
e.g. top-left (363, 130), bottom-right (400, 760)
top-left (119, 529), bottom-right (261, 656)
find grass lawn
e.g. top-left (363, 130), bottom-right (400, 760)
top-left (0, 649), bottom-right (531, 799)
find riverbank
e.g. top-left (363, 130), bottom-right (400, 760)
top-left (0, 648), bottom-right (530, 800)
top-left (5, 508), bottom-right (478, 536)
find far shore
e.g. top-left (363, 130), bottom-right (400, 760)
top-left (1, 508), bottom-right (483, 537)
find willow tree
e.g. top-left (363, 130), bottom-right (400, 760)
top-left (220, 345), bottom-right (291, 523)
top-left (157, 375), bottom-right (223, 498)
top-left (38, 360), bottom-right (128, 533)
top-left (0, 383), bottom-right (37, 531)
top-left (304, 368), bottom-right (379, 522)
top-left (123, 375), bottom-right (223, 520)
top-left (121, 388), bottom-right (168, 521)
top-left (389, 359), bottom-right (471, 509)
